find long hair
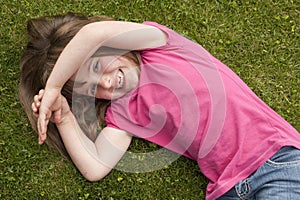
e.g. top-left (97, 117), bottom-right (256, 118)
top-left (19, 13), bottom-right (140, 158)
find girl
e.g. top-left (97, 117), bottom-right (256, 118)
top-left (19, 13), bottom-right (300, 199)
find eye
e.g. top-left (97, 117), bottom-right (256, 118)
top-left (90, 84), bottom-right (96, 96)
top-left (93, 61), bottom-right (100, 73)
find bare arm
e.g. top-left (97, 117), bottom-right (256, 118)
top-left (47, 21), bottom-right (167, 89)
top-left (33, 90), bottom-right (132, 181)
top-left (38, 21), bottom-right (166, 137)
top-left (57, 112), bottom-right (132, 181)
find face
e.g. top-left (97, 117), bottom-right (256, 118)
top-left (72, 55), bottom-right (140, 100)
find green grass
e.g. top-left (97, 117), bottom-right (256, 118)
top-left (1, 0), bottom-right (299, 199)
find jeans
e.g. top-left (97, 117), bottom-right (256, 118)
top-left (217, 146), bottom-right (300, 200)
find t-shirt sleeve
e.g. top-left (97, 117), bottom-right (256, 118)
top-left (105, 106), bottom-right (121, 129)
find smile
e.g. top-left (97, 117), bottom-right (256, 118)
top-left (116, 69), bottom-right (124, 89)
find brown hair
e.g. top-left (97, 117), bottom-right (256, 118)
top-left (19, 13), bottom-right (140, 158)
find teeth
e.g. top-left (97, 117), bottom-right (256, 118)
top-left (117, 69), bottom-right (124, 89)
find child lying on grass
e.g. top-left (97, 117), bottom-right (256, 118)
top-left (20, 13), bottom-right (300, 199)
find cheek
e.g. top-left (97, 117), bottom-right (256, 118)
top-left (95, 89), bottom-right (112, 100)
top-left (73, 87), bottom-right (84, 96)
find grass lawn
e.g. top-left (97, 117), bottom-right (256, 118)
top-left (1, 0), bottom-right (299, 199)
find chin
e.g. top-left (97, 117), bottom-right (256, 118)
top-left (111, 92), bottom-right (125, 100)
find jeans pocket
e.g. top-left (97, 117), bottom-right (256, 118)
top-left (235, 178), bottom-right (251, 199)
top-left (266, 146), bottom-right (300, 167)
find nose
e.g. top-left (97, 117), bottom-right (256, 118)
top-left (98, 74), bottom-right (112, 89)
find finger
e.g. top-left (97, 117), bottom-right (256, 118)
top-left (39, 89), bottom-right (45, 95)
top-left (38, 94), bottom-right (52, 129)
top-left (37, 114), bottom-right (42, 136)
top-left (35, 101), bottom-right (41, 110)
top-left (37, 117), bottom-right (43, 144)
top-left (38, 113), bottom-right (47, 136)
top-left (38, 89), bottom-right (45, 99)
top-left (38, 135), bottom-right (45, 145)
top-left (33, 95), bottom-right (41, 108)
top-left (39, 118), bottom-right (49, 144)
top-left (38, 115), bottom-right (48, 144)
top-left (39, 135), bottom-right (46, 145)
top-left (34, 94), bottom-right (40, 102)
top-left (32, 102), bottom-right (38, 113)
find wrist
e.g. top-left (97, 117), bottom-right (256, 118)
top-left (44, 83), bottom-right (62, 92)
top-left (56, 111), bottom-right (74, 127)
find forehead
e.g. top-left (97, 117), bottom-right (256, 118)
top-left (75, 58), bottom-right (93, 79)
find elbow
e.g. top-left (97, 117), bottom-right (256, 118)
top-left (82, 172), bottom-right (103, 182)
top-left (81, 167), bottom-right (112, 182)
top-left (84, 175), bottom-right (102, 182)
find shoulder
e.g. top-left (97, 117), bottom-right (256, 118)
top-left (141, 22), bottom-right (193, 49)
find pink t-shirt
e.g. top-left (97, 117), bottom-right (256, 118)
top-left (105, 22), bottom-right (300, 199)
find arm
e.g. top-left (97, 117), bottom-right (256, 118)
top-left (33, 90), bottom-right (132, 181)
top-left (57, 113), bottom-right (132, 181)
top-left (47, 21), bottom-right (167, 89)
top-left (38, 21), bottom-right (167, 136)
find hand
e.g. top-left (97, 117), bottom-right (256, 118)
top-left (32, 90), bottom-right (44, 118)
top-left (33, 88), bottom-right (70, 144)
top-left (32, 90), bottom-right (69, 123)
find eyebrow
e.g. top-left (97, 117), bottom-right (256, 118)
top-left (74, 81), bottom-right (89, 95)
top-left (74, 81), bottom-right (87, 88)
top-left (74, 81), bottom-right (87, 89)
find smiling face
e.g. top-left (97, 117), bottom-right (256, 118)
top-left (72, 54), bottom-right (140, 100)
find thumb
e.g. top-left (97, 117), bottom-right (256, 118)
top-left (38, 112), bottom-right (48, 144)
